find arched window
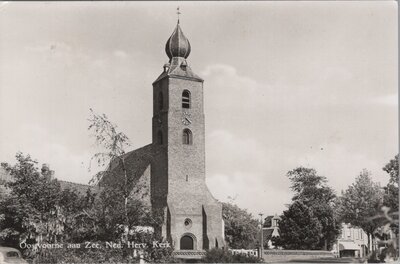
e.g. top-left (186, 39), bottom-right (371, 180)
top-left (182, 129), bottom-right (192, 145)
top-left (158, 92), bottom-right (164, 110)
top-left (157, 131), bottom-right (163, 145)
top-left (182, 90), bottom-right (190, 108)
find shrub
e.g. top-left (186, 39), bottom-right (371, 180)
top-left (30, 242), bottom-right (179, 263)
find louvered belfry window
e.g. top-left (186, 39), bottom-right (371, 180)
top-left (182, 90), bottom-right (190, 108)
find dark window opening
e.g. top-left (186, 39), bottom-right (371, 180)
top-left (182, 129), bottom-right (192, 145)
top-left (182, 90), bottom-right (190, 108)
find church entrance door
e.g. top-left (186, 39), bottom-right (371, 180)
top-left (180, 235), bottom-right (194, 250)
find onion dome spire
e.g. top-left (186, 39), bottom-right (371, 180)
top-left (165, 22), bottom-right (191, 60)
top-left (153, 11), bottom-right (203, 83)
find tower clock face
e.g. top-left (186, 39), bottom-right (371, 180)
top-left (182, 111), bottom-right (192, 126)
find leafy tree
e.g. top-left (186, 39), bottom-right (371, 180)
top-left (90, 184), bottom-right (155, 242)
top-left (59, 188), bottom-right (98, 242)
top-left (0, 153), bottom-right (64, 245)
top-left (286, 167), bottom-right (340, 250)
top-left (0, 195), bottom-right (36, 247)
top-left (383, 154), bottom-right (399, 213)
top-left (0, 153), bottom-right (98, 247)
top-left (222, 202), bottom-right (259, 249)
top-left (336, 169), bottom-right (384, 254)
top-left (379, 154), bottom-right (399, 260)
top-left (272, 201), bottom-right (322, 250)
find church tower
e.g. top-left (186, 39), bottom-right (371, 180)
top-left (151, 21), bottom-right (225, 252)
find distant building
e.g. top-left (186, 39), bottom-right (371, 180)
top-left (262, 214), bottom-right (281, 249)
top-left (332, 223), bottom-right (368, 258)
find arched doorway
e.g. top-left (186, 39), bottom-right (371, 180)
top-left (180, 235), bottom-right (194, 250)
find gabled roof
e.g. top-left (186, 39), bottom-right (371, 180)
top-left (263, 228), bottom-right (274, 241)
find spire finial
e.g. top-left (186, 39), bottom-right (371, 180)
top-left (176, 7), bottom-right (181, 24)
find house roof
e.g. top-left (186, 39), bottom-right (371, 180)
top-left (263, 228), bottom-right (275, 240)
top-left (59, 180), bottom-right (100, 196)
top-left (264, 215), bottom-right (274, 227)
top-left (1, 163), bottom-right (99, 197)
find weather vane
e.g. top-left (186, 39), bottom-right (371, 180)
top-left (177, 7), bottom-right (181, 24)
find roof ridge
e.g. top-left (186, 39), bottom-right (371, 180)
top-left (58, 179), bottom-right (93, 187)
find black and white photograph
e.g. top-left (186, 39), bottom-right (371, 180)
top-left (0, 1), bottom-right (398, 263)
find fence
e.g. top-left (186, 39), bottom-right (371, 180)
top-left (229, 248), bottom-right (259, 257)
top-left (262, 249), bottom-right (334, 262)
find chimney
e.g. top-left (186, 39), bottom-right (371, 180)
top-left (41, 164), bottom-right (54, 180)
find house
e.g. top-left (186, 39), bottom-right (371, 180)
top-left (262, 214), bottom-right (281, 249)
top-left (332, 223), bottom-right (368, 258)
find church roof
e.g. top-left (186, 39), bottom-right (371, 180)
top-left (99, 144), bottom-right (156, 206)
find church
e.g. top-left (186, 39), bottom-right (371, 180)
top-left (0, 19), bottom-right (225, 255)
top-left (102, 20), bottom-right (225, 253)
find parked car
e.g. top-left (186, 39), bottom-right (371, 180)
top-left (0, 247), bottom-right (28, 264)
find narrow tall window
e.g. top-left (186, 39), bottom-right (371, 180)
top-left (158, 92), bottom-right (164, 110)
top-left (182, 90), bottom-right (190, 108)
top-left (182, 129), bottom-right (192, 145)
top-left (157, 131), bottom-right (163, 145)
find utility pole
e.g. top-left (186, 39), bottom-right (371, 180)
top-left (259, 213), bottom-right (264, 260)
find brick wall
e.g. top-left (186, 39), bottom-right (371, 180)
top-left (151, 68), bottom-right (224, 250)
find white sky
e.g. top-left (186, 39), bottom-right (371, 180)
top-left (0, 1), bottom-right (397, 216)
